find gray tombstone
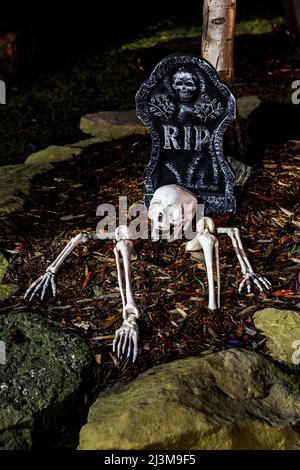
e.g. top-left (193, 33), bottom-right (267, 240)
top-left (136, 53), bottom-right (237, 215)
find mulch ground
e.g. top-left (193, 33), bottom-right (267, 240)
top-left (0, 131), bottom-right (299, 389)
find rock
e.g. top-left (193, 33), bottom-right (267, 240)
top-left (0, 253), bottom-right (17, 301)
top-left (80, 110), bottom-right (147, 139)
top-left (237, 95), bottom-right (261, 119)
top-left (79, 349), bottom-right (300, 450)
top-left (0, 162), bottom-right (52, 214)
top-left (0, 143), bottom-right (88, 215)
top-left (0, 115), bottom-right (144, 215)
top-left (25, 145), bottom-right (82, 165)
top-left (227, 156), bottom-right (252, 188)
top-left (69, 137), bottom-right (105, 148)
top-left (254, 308), bottom-right (300, 365)
top-left (0, 312), bottom-right (93, 449)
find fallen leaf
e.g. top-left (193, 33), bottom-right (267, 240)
top-left (82, 267), bottom-right (92, 289)
top-left (95, 354), bottom-right (102, 364)
top-left (272, 289), bottom-right (294, 296)
top-left (248, 191), bottom-right (273, 201)
top-left (15, 242), bottom-right (24, 251)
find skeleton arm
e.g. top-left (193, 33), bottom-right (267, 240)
top-left (186, 217), bottom-right (220, 310)
top-left (112, 226), bottom-right (139, 362)
top-left (25, 232), bottom-right (99, 301)
top-left (217, 227), bottom-right (271, 293)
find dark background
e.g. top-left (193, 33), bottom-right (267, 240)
top-left (0, 0), bottom-right (284, 76)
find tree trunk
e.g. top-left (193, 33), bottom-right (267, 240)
top-left (284, 0), bottom-right (300, 36)
top-left (201, 0), bottom-right (243, 157)
top-left (201, 0), bottom-right (236, 88)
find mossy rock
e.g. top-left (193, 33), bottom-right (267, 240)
top-left (237, 95), bottom-right (261, 119)
top-left (254, 308), bottom-right (300, 365)
top-left (79, 349), bottom-right (300, 450)
top-left (0, 253), bottom-right (17, 301)
top-left (69, 137), bottom-right (105, 148)
top-left (0, 163), bottom-right (52, 214)
top-left (80, 110), bottom-right (147, 139)
top-left (0, 312), bottom-right (93, 449)
top-left (25, 145), bottom-right (82, 165)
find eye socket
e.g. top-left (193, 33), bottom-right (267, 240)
top-left (166, 204), bottom-right (182, 223)
top-left (175, 80), bottom-right (183, 86)
top-left (148, 202), bottom-right (162, 220)
top-left (186, 81), bottom-right (195, 87)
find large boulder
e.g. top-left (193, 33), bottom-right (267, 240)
top-left (80, 110), bottom-right (147, 140)
top-left (254, 308), bottom-right (300, 365)
top-left (79, 349), bottom-right (300, 450)
top-left (0, 312), bottom-right (93, 449)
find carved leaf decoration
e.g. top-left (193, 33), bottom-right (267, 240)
top-left (149, 95), bottom-right (175, 120)
top-left (193, 98), bottom-right (223, 122)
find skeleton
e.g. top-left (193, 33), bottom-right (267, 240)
top-left (172, 69), bottom-right (197, 102)
top-left (25, 184), bottom-right (271, 362)
top-left (25, 54), bottom-right (272, 363)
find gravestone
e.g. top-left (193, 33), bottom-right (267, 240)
top-left (136, 53), bottom-right (236, 215)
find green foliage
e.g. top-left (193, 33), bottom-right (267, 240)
top-left (121, 17), bottom-right (283, 51)
top-left (194, 276), bottom-right (205, 290)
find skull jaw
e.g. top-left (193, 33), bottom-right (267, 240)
top-left (151, 217), bottom-right (195, 242)
top-left (178, 91), bottom-right (194, 102)
top-left (151, 222), bottom-right (183, 242)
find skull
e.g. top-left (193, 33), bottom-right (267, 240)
top-left (148, 184), bottom-right (197, 241)
top-left (172, 69), bottom-right (197, 102)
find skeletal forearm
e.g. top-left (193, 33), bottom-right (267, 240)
top-left (234, 229), bottom-right (254, 273)
top-left (47, 233), bottom-right (96, 273)
top-left (123, 254), bottom-right (138, 316)
top-left (217, 227), bottom-right (271, 294)
top-left (25, 232), bottom-right (98, 301)
top-left (115, 238), bottom-right (139, 321)
top-left (114, 247), bottom-right (126, 309)
top-left (217, 227), bottom-right (251, 274)
top-left (113, 227), bottom-right (140, 362)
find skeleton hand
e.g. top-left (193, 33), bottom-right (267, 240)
top-left (113, 312), bottom-right (139, 362)
top-left (24, 268), bottom-right (57, 301)
top-left (238, 272), bottom-right (271, 294)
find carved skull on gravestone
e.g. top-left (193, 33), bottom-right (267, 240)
top-left (172, 68), bottom-right (197, 102)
